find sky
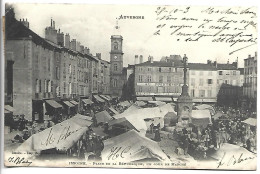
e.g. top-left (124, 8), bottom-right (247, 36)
top-left (10, 3), bottom-right (258, 68)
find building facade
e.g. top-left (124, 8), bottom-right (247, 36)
top-left (5, 9), bottom-right (111, 121)
top-left (243, 53), bottom-right (257, 99)
top-left (134, 55), bottom-right (186, 102)
top-left (188, 62), bottom-right (218, 103)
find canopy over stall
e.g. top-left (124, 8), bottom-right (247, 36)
top-left (93, 95), bottom-right (105, 103)
top-left (63, 101), bottom-right (75, 108)
top-left (101, 130), bottom-right (170, 162)
top-left (5, 105), bottom-right (15, 112)
top-left (134, 101), bottom-right (147, 107)
top-left (17, 115), bottom-right (92, 152)
top-left (45, 100), bottom-right (62, 109)
top-left (119, 101), bottom-right (131, 107)
top-left (95, 111), bottom-right (113, 124)
top-left (191, 110), bottom-right (212, 128)
top-left (136, 96), bottom-right (153, 101)
top-left (70, 100), bottom-right (78, 105)
top-left (82, 99), bottom-right (93, 105)
top-left (242, 118), bottom-right (257, 127)
top-left (107, 107), bottom-right (119, 115)
top-left (155, 96), bottom-right (173, 102)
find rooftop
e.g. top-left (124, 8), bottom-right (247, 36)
top-left (188, 63), bottom-right (217, 70)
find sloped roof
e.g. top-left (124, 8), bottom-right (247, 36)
top-left (217, 63), bottom-right (237, 70)
top-left (188, 63), bottom-right (217, 70)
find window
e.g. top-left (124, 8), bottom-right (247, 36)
top-left (113, 79), bottom-right (118, 87)
top-left (191, 78), bottom-right (195, 86)
top-left (139, 75), bottom-right (143, 82)
top-left (159, 76), bottom-right (163, 83)
top-left (191, 89), bottom-right (195, 97)
top-left (233, 71), bottom-right (236, 75)
top-left (199, 79), bottom-right (204, 86)
top-left (139, 86), bottom-right (142, 92)
top-left (169, 68), bottom-right (171, 72)
top-left (64, 82), bottom-right (66, 93)
top-left (36, 79), bottom-right (39, 93)
top-left (167, 76), bottom-right (171, 83)
top-left (44, 80), bottom-right (47, 92)
top-left (69, 64), bottom-right (72, 74)
top-left (199, 71), bottom-right (204, 76)
top-left (56, 66), bottom-right (60, 79)
top-left (148, 75), bottom-right (152, 82)
top-left (207, 90), bottom-right (212, 97)
top-left (224, 80), bottom-right (228, 84)
top-left (114, 42), bottom-right (118, 50)
top-left (47, 80), bottom-right (51, 92)
top-left (114, 63), bottom-right (118, 71)
top-left (208, 79), bottom-right (213, 85)
top-left (208, 71), bottom-right (212, 76)
top-left (39, 80), bottom-right (41, 92)
top-left (69, 82), bottom-right (72, 95)
top-left (56, 86), bottom-right (60, 96)
top-left (219, 71), bottom-right (223, 75)
top-left (159, 67), bottom-right (161, 72)
top-left (191, 71), bottom-right (195, 75)
top-left (148, 67), bottom-right (151, 71)
top-left (48, 58), bottom-right (51, 72)
top-left (199, 90), bottom-right (205, 97)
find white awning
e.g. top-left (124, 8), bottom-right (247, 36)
top-left (136, 96), bottom-right (153, 101)
top-left (155, 97), bottom-right (173, 102)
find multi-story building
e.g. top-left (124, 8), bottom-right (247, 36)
top-left (188, 62), bottom-right (218, 103)
top-left (5, 9), bottom-right (111, 121)
top-left (243, 53), bottom-right (257, 99)
top-left (243, 52), bottom-right (257, 110)
top-left (134, 55), bottom-right (186, 102)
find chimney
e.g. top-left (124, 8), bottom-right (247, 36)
top-left (135, 55), bottom-right (138, 64)
top-left (70, 39), bottom-right (77, 51)
top-left (227, 59), bottom-right (229, 64)
top-left (65, 33), bottom-right (70, 49)
top-left (80, 45), bottom-right (84, 53)
top-left (51, 18), bottom-right (52, 27)
top-left (96, 53), bottom-right (101, 59)
top-left (21, 18), bottom-right (29, 28)
top-left (150, 56), bottom-right (153, 63)
top-left (249, 54), bottom-right (251, 58)
top-left (57, 31), bottom-right (64, 47)
top-left (255, 52), bottom-right (257, 61)
top-left (207, 60), bottom-right (212, 65)
top-left (213, 61), bottom-right (217, 68)
top-left (53, 21), bottom-right (55, 29)
top-left (139, 55), bottom-right (143, 63)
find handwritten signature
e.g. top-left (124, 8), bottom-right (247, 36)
top-left (107, 146), bottom-right (131, 160)
top-left (8, 156), bottom-right (32, 166)
top-left (217, 152), bottom-right (255, 168)
top-left (41, 126), bottom-right (81, 146)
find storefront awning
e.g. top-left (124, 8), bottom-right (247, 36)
top-left (70, 100), bottom-right (78, 105)
top-left (136, 96), bottom-right (153, 101)
top-left (108, 107), bottom-right (119, 115)
top-left (5, 105), bottom-right (15, 112)
top-left (82, 99), bottom-right (93, 105)
top-left (45, 100), bottom-right (62, 109)
top-left (100, 95), bottom-right (110, 101)
top-left (192, 98), bottom-right (217, 103)
top-left (93, 95), bottom-right (105, 103)
top-left (155, 97), bottom-right (173, 102)
top-left (4, 109), bottom-right (12, 114)
top-left (63, 101), bottom-right (75, 107)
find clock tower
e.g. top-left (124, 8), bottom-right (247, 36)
top-left (110, 35), bottom-right (124, 97)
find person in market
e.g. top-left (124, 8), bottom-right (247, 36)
top-left (154, 128), bottom-right (161, 142)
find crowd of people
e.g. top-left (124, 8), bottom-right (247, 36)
top-left (176, 105), bottom-right (257, 160)
top-left (67, 128), bottom-right (105, 160)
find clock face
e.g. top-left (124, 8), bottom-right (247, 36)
top-left (114, 55), bottom-right (118, 59)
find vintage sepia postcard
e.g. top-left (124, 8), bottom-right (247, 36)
top-left (2, 2), bottom-right (257, 170)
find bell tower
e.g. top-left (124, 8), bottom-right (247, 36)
top-left (110, 20), bottom-right (124, 97)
